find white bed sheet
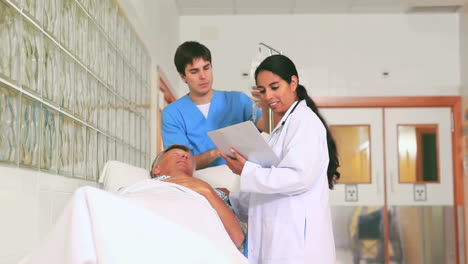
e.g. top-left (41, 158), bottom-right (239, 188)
top-left (21, 180), bottom-right (248, 264)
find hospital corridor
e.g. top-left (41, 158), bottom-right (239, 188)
top-left (2, 0), bottom-right (468, 263)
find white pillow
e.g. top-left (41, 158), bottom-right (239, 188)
top-left (194, 165), bottom-right (240, 193)
top-left (99, 160), bottom-right (150, 192)
top-left (99, 161), bottom-right (240, 193)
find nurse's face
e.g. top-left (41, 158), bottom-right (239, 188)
top-left (152, 148), bottom-right (194, 177)
top-left (180, 58), bottom-right (213, 97)
top-left (256, 70), bottom-right (298, 116)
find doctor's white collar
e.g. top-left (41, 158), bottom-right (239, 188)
top-left (271, 100), bottom-right (303, 134)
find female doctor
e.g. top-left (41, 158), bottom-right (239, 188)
top-left (221, 54), bottom-right (340, 264)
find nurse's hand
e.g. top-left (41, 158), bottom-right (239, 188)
top-left (220, 148), bottom-right (246, 175)
top-left (251, 86), bottom-right (261, 101)
top-left (251, 86), bottom-right (266, 110)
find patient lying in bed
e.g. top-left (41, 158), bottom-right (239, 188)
top-left (145, 144), bottom-right (244, 248)
top-left (21, 145), bottom-right (247, 264)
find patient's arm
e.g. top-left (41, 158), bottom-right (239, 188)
top-left (162, 176), bottom-right (245, 248)
top-left (203, 188), bottom-right (245, 248)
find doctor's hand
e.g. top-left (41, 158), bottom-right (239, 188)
top-left (220, 148), bottom-right (246, 175)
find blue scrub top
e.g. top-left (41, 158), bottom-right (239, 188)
top-left (161, 90), bottom-right (261, 167)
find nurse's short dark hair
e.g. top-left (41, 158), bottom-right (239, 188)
top-left (174, 41), bottom-right (211, 75)
top-left (150, 144), bottom-right (195, 178)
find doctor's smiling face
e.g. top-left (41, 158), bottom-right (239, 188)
top-left (181, 58), bottom-right (213, 98)
top-left (256, 70), bottom-right (298, 116)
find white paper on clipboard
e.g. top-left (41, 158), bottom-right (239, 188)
top-left (208, 121), bottom-right (280, 167)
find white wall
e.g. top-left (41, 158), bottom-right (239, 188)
top-left (180, 14), bottom-right (460, 97)
top-left (117, 0), bottom-right (180, 158)
top-left (0, 166), bottom-right (98, 263)
top-left (118, 0), bottom-right (180, 87)
top-left (0, 2), bottom-right (180, 263)
top-left (461, 6), bottom-right (468, 96)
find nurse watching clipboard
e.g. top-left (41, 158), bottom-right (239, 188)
top-left (216, 54), bottom-right (341, 264)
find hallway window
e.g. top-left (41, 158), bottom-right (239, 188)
top-left (330, 125), bottom-right (371, 184)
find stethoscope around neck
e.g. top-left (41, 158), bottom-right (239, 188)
top-left (268, 101), bottom-right (301, 145)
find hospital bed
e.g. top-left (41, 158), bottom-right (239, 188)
top-left (20, 161), bottom-right (247, 264)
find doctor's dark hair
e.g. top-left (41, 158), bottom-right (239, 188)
top-left (174, 41), bottom-right (212, 75)
top-left (254, 54), bottom-right (340, 189)
top-left (150, 144), bottom-right (195, 178)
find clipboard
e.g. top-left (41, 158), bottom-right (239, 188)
top-left (208, 121), bottom-right (280, 167)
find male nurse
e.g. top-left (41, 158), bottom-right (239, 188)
top-left (162, 41), bottom-right (266, 169)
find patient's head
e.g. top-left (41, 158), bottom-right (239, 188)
top-left (150, 144), bottom-right (196, 178)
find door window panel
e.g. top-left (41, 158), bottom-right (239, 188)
top-left (331, 125), bottom-right (371, 184)
top-left (398, 125), bottom-right (439, 183)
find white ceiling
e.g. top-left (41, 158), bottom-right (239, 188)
top-left (175, 0), bottom-right (467, 15)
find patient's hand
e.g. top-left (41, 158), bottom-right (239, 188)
top-left (162, 176), bottom-right (212, 196)
top-left (217, 188), bottom-right (230, 197)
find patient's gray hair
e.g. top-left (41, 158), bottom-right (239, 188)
top-left (150, 144), bottom-right (196, 178)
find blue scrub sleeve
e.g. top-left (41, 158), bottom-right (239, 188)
top-left (161, 109), bottom-right (192, 149)
top-left (239, 92), bottom-right (262, 124)
top-left (243, 235), bottom-right (248, 257)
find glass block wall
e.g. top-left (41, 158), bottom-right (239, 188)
top-left (0, 0), bottom-right (151, 182)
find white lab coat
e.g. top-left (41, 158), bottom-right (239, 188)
top-left (230, 100), bottom-right (335, 264)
